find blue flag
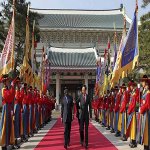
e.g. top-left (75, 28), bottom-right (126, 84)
top-left (121, 11), bottom-right (138, 68)
top-left (113, 37), bottom-right (117, 69)
top-left (96, 66), bottom-right (101, 83)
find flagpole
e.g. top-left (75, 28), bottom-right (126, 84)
top-left (136, 0), bottom-right (139, 66)
top-left (32, 20), bottom-right (35, 88)
top-left (113, 22), bottom-right (117, 68)
top-left (12, 0), bottom-right (15, 73)
top-left (123, 6), bottom-right (126, 34)
top-left (27, 4), bottom-right (30, 17)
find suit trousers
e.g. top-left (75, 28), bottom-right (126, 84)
top-left (64, 121), bottom-right (71, 146)
top-left (80, 118), bottom-right (89, 146)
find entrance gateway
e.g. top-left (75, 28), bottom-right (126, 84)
top-left (30, 4), bottom-right (131, 105)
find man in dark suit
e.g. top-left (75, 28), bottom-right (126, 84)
top-left (77, 85), bottom-right (92, 149)
top-left (61, 87), bottom-right (74, 149)
top-left (75, 87), bottom-right (82, 125)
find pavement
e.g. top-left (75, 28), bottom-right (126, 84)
top-left (0, 110), bottom-right (144, 150)
top-left (92, 120), bottom-right (143, 150)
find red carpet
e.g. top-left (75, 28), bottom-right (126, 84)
top-left (34, 118), bottom-right (118, 150)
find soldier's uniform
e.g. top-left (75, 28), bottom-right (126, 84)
top-left (98, 96), bottom-right (103, 124)
top-left (28, 86), bottom-right (34, 136)
top-left (114, 86), bottom-right (121, 137)
top-left (137, 75), bottom-right (150, 150)
top-left (34, 88), bottom-right (39, 132)
top-left (39, 93), bottom-right (43, 128)
top-left (13, 77), bottom-right (22, 149)
top-left (126, 80), bottom-right (138, 148)
top-left (119, 83), bottom-right (129, 141)
top-left (106, 90), bottom-right (111, 130)
top-left (101, 95), bottom-right (106, 127)
top-left (0, 74), bottom-right (15, 150)
top-left (21, 83), bottom-right (29, 142)
top-left (92, 95), bottom-right (99, 122)
top-left (110, 89), bottom-right (115, 133)
top-left (37, 90), bottom-right (41, 130)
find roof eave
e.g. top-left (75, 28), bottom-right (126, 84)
top-left (50, 67), bottom-right (97, 70)
top-left (30, 8), bottom-right (122, 16)
top-left (39, 27), bottom-right (126, 32)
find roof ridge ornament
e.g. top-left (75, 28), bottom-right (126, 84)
top-left (49, 47), bottom-right (96, 53)
top-left (120, 4), bottom-right (123, 11)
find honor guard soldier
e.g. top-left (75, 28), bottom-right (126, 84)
top-left (102, 93), bottom-right (106, 127)
top-left (13, 77), bottom-right (22, 149)
top-left (0, 74), bottom-right (15, 150)
top-left (21, 83), bottom-right (29, 142)
top-left (114, 86), bottom-right (121, 137)
top-left (33, 87), bottom-right (38, 133)
top-left (99, 96), bottom-right (103, 124)
top-left (126, 80), bottom-right (138, 148)
top-left (138, 75), bottom-right (150, 150)
top-left (120, 83), bottom-right (129, 141)
top-left (28, 86), bottom-right (34, 136)
top-left (110, 88), bottom-right (115, 133)
top-left (92, 86), bottom-right (99, 122)
top-left (106, 90), bottom-right (111, 130)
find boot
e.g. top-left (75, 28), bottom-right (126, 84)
top-left (129, 140), bottom-right (137, 148)
top-left (106, 126), bottom-right (110, 130)
top-left (121, 135), bottom-right (127, 141)
top-left (144, 145), bottom-right (149, 150)
top-left (115, 131), bottom-right (121, 137)
top-left (22, 135), bottom-right (28, 142)
top-left (1, 146), bottom-right (7, 150)
top-left (110, 129), bottom-right (115, 133)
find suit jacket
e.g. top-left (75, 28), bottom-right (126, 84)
top-left (77, 94), bottom-right (92, 123)
top-left (61, 94), bottom-right (73, 123)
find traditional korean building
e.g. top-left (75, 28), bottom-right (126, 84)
top-left (30, 4), bottom-right (131, 104)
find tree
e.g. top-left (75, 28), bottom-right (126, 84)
top-left (122, 2), bottom-right (150, 81)
top-left (0, 12), bottom-right (7, 51)
top-left (139, 4), bottom-right (150, 75)
top-left (0, 0), bottom-right (42, 75)
top-left (142, 0), bottom-right (150, 7)
top-left (127, 1), bottom-right (150, 80)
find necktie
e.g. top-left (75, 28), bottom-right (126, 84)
top-left (65, 96), bottom-right (68, 103)
top-left (84, 94), bottom-right (86, 103)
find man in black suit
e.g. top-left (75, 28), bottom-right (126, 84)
top-left (75, 87), bottom-right (82, 125)
top-left (61, 87), bottom-right (74, 149)
top-left (77, 85), bottom-right (92, 149)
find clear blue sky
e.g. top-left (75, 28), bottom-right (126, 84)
top-left (29, 0), bottom-right (150, 19)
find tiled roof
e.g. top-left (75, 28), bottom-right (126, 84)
top-left (48, 47), bottom-right (97, 69)
top-left (31, 8), bottom-right (131, 30)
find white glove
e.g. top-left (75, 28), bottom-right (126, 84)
top-left (11, 111), bottom-right (14, 116)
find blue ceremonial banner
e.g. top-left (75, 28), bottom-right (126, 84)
top-left (96, 66), bottom-right (101, 82)
top-left (113, 41), bottom-right (117, 69)
top-left (121, 11), bottom-right (138, 67)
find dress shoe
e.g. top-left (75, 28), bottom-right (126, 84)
top-left (80, 141), bottom-right (83, 146)
top-left (144, 145), bottom-right (149, 150)
top-left (130, 143), bottom-right (137, 148)
top-left (85, 145), bottom-right (88, 149)
top-left (33, 130), bottom-right (38, 134)
top-left (102, 124), bottom-right (105, 127)
top-left (1, 146), bottom-right (7, 150)
top-left (115, 132), bottom-right (120, 137)
top-left (110, 129), bottom-right (115, 133)
top-left (64, 145), bottom-right (67, 149)
top-left (12, 145), bottom-right (20, 149)
top-left (106, 127), bottom-right (110, 130)
top-left (23, 138), bottom-right (28, 142)
top-left (121, 137), bottom-right (127, 141)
